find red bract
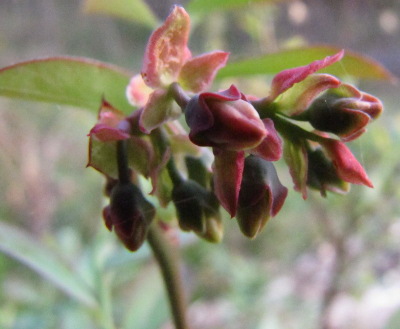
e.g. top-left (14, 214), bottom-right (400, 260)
top-left (320, 138), bottom-right (373, 188)
top-left (212, 149), bottom-right (245, 217)
top-left (88, 99), bottom-right (131, 142)
top-left (269, 50), bottom-right (344, 101)
top-left (251, 118), bottom-right (282, 161)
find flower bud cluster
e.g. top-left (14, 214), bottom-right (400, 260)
top-left (87, 5), bottom-right (383, 251)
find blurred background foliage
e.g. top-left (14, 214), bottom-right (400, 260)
top-left (0, 0), bottom-right (399, 328)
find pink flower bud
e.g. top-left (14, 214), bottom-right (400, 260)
top-left (185, 85), bottom-right (267, 151)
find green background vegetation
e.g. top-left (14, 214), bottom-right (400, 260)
top-left (0, 0), bottom-right (399, 328)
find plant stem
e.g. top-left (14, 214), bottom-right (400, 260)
top-left (169, 82), bottom-right (190, 109)
top-left (150, 127), bottom-right (184, 186)
top-left (147, 224), bottom-right (189, 329)
top-left (116, 140), bottom-right (130, 184)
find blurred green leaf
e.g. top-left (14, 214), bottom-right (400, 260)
top-left (0, 222), bottom-right (97, 307)
top-left (188, 0), bottom-right (291, 16)
top-left (0, 57), bottom-right (132, 113)
top-left (82, 0), bottom-right (158, 28)
top-left (217, 46), bottom-right (395, 81)
top-left (122, 268), bottom-right (169, 329)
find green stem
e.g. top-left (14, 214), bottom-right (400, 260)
top-left (150, 127), bottom-right (184, 186)
top-left (271, 114), bottom-right (326, 143)
top-left (147, 224), bottom-right (189, 329)
top-left (169, 82), bottom-right (191, 109)
top-left (116, 140), bottom-right (130, 184)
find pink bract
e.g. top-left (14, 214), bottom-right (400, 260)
top-left (140, 5), bottom-right (229, 93)
top-left (141, 6), bottom-right (191, 88)
top-left (321, 139), bottom-right (373, 188)
top-left (269, 50), bottom-right (344, 100)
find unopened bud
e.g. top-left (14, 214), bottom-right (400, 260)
top-left (307, 148), bottom-right (349, 196)
top-left (107, 182), bottom-right (155, 251)
top-left (237, 156), bottom-right (288, 238)
top-left (172, 179), bottom-right (222, 241)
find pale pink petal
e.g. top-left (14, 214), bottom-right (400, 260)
top-left (126, 74), bottom-right (153, 107)
top-left (213, 149), bottom-right (245, 217)
top-left (321, 139), bottom-right (373, 187)
top-left (179, 51), bottom-right (230, 92)
top-left (269, 50), bottom-right (344, 100)
top-left (141, 5), bottom-right (191, 88)
top-left (251, 118), bottom-right (283, 161)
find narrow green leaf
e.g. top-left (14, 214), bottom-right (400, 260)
top-left (0, 57), bottom-right (133, 113)
top-left (122, 268), bottom-right (169, 329)
top-left (0, 222), bottom-right (97, 307)
top-left (82, 0), bottom-right (158, 28)
top-left (188, 0), bottom-right (290, 15)
top-left (217, 46), bottom-right (394, 81)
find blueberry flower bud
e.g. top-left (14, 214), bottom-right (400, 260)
top-left (236, 156), bottom-right (288, 238)
top-left (307, 148), bottom-right (349, 196)
top-left (185, 85), bottom-right (266, 151)
top-left (172, 179), bottom-right (222, 241)
top-left (306, 85), bottom-right (383, 141)
top-left (105, 182), bottom-right (155, 251)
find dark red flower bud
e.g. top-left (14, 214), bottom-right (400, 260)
top-left (307, 148), bottom-right (349, 196)
top-left (306, 85), bottom-right (383, 141)
top-left (185, 85), bottom-right (266, 151)
top-left (106, 182), bottom-right (155, 251)
top-left (172, 179), bottom-right (223, 242)
top-left (236, 156), bottom-right (288, 238)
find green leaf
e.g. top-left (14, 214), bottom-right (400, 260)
top-left (121, 268), bottom-right (169, 329)
top-left (217, 46), bottom-right (394, 81)
top-left (88, 137), bottom-right (154, 179)
top-left (82, 0), bottom-right (158, 28)
top-left (0, 57), bottom-right (132, 113)
top-left (0, 221), bottom-right (97, 307)
top-left (188, 0), bottom-right (290, 16)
